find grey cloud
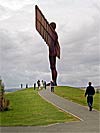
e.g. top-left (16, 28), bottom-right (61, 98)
top-left (0, 0), bottom-right (100, 88)
top-left (0, 28), bottom-right (49, 88)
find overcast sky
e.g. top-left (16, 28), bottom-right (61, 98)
top-left (0, 0), bottom-right (100, 88)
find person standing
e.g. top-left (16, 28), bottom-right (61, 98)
top-left (34, 83), bottom-right (36, 90)
top-left (21, 84), bottom-right (23, 88)
top-left (37, 80), bottom-right (40, 89)
top-left (85, 82), bottom-right (95, 111)
top-left (50, 81), bottom-right (55, 92)
top-left (44, 81), bottom-right (46, 89)
top-left (26, 84), bottom-right (28, 88)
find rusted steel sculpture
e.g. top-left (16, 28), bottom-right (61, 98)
top-left (35, 5), bottom-right (60, 85)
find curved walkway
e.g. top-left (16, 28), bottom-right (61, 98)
top-left (1, 87), bottom-right (100, 133)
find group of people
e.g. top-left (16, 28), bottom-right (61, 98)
top-left (34, 80), bottom-right (46, 90)
top-left (34, 80), bottom-right (55, 92)
top-left (20, 84), bottom-right (29, 89)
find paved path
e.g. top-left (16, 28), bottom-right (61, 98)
top-left (1, 87), bottom-right (100, 133)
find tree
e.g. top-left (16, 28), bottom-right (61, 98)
top-left (0, 77), bottom-right (10, 111)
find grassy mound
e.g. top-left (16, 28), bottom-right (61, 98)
top-left (0, 88), bottom-right (77, 126)
top-left (55, 86), bottom-right (100, 111)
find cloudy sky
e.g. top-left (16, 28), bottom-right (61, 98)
top-left (0, 0), bottom-right (100, 88)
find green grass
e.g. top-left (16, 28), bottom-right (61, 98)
top-left (55, 86), bottom-right (100, 111)
top-left (0, 88), bottom-right (77, 126)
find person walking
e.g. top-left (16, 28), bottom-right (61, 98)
top-left (85, 82), bottom-right (95, 111)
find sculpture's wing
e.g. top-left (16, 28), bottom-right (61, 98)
top-left (35, 5), bottom-right (60, 59)
top-left (35, 5), bottom-right (56, 47)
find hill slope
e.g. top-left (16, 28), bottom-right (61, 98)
top-left (0, 88), bottom-right (77, 126)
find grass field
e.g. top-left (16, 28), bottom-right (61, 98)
top-left (0, 88), bottom-right (77, 126)
top-left (55, 86), bottom-right (100, 111)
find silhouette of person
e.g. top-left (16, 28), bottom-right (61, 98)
top-left (44, 81), bottom-right (46, 89)
top-left (34, 83), bottom-right (36, 90)
top-left (37, 80), bottom-right (40, 89)
top-left (50, 80), bottom-right (55, 92)
top-left (26, 84), bottom-right (28, 88)
top-left (49, 22), bottom-right (60, 86)
top-left (21, 84), bottom-right (23, 88)
top-left (85, 82), bottom-right (95, 111)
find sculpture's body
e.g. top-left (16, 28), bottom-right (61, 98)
top-left (49, 22), bottom-right (60, 85)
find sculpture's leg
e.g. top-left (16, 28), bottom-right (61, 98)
top-left (49, 56), bottom-right (57, 86)
top-left (52, 68), bottom-right (57, 86)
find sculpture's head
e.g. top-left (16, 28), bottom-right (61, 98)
top-left (50, 22), bottom-right (56, 30)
